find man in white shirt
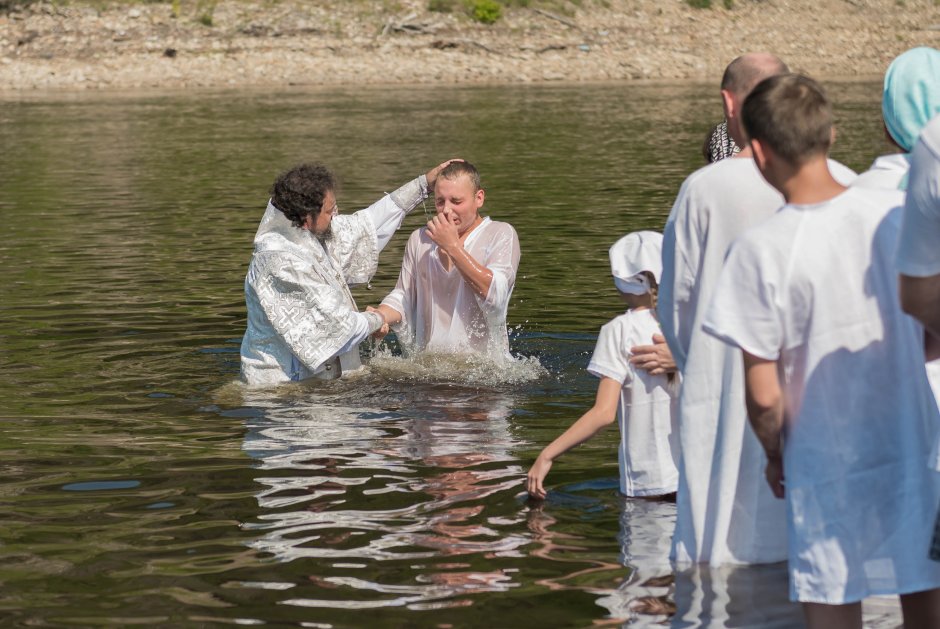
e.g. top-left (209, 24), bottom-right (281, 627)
top-left (373, 161), bottom-right (520, 358)
top-left (658, 53), bottom-right (857, 566)
top-left (240, 160), bottom-right (454, 386)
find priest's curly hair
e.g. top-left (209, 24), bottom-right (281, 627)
top-left (270, 163), bottom-right (337, 228)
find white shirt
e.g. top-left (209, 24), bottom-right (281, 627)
top-left (381, 217), bottom-right (520, 357)
top-left (588, 308), bottom-right (679, 497)
top-left (898, 114), bottom-right (940, 277)
top-left (704, 187), bottom-right (940, 604)
top-left (240, 177), bottom-right (428, 386)
top-left (658, 155), bottom-right (856, 566)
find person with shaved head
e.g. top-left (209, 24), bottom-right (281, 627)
top-left (652, 53), bottom-right (858, 566)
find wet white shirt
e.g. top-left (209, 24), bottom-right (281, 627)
top-left (381, 217), bottom-right (520, 358)
top-left (659, 156), bottom-right (856, 566)
top-left (240, 177), bottom-right (428, 386)
top-left (704, 187), bottom-right (940, 604)
top-left (587, 308), bottom-right (679, 497)
top-left (898, 114), bottom-right (940, 278)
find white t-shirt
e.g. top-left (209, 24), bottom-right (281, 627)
top-left (587, 308), bottom-right (679, 497)
top-left (703, 186), bottom-right (940, 604)
top-left (898, 114), bottom-right (940, 277)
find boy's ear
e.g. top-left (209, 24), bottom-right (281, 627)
top-left (475, 188), bottom-right (485, 207)
top-left (750, 137), bottom-right (768, 171)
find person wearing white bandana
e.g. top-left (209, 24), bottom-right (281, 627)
top-left (240, 159), bottom-right (456, 386)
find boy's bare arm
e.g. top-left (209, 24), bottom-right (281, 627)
top-left (742, 351), bottom-right (786, 499)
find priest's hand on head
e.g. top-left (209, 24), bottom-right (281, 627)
top-left (425, 158), bottom-right (462, 188)
top-left (426, 211), bottom-right (461, 252)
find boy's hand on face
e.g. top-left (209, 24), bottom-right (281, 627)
top-left (427, 211), bottom-right (461, 252)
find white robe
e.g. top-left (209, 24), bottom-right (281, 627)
top-left (658, 156), bottom-right (856, 566)
top-left (703, 187), bottom-right (940, 604)
top-left (853, 151), bottom-right (940, 401)
top-left (381, 217), bottom-right (520, 358)
top-left (240, 177), bottom-right (427, 385)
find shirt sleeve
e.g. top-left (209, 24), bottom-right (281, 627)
top-left (380, 230), bottom-right (420, 350)
top-left (702, 234), bottom-right (784, 360)
top-left (897, 136), bottom-right (940, 277)
top-left (333, 311), bottom-right (384, 356)
top-left (362, 175), bottom-right (429, 252)
top-left (587, 319), bottom-right (632, 385)
top-left (479, 223), bottom-right (521, 318)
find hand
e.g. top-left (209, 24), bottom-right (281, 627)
top-left (365, 306), bottom-right (388, 339)
top-left (630, 333), bottom-right (677, 375)
top-left (426, 211), bottom-right (461, 252)
top-left (526, 455), bottom-right (553, 500)
top-left (765, 455), bottom-right (785, 499)
top-left (425, 158), bottom-right (463, 188)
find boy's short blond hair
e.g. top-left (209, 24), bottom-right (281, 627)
top-left (741, 73), bottom-right (832, 165)
top-left (437, 160), bottom-right (482, 192)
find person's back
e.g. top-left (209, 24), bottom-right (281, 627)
top-left (594, 307), bottom-right (678, 497)
top-left (704, 72), bottom-right (940, 628)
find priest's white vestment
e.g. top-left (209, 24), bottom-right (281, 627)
top-left (240, 176), bottom-right (428, 385)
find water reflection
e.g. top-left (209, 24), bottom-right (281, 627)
top-left (240, 379), bottom-right (532, 610)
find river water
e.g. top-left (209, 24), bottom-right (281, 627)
top-left (0, 82), bottom-right (899, 627)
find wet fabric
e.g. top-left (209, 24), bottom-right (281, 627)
top-left (587, 308), bottom-right (679, 497)
top-left (883, 47), bottom-right (940, 152)
top-left (381, 218), bottom-right (520, 358)
top-left (704, 187), bottom-right (940, 603)
top-left (240, 176), bottom-right (428, 385)
top-left (659, 156), bottom-right (857, 566)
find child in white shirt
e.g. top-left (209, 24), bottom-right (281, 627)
top-left (527, 231), bottom-right (679, 499)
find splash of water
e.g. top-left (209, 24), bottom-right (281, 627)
top-left (368, 348), bottom-right (545, 387)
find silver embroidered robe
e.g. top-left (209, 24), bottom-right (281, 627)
top-left (240, 176), bottom-right (427, 385)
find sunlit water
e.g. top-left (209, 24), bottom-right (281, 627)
top-left (0, 82), bottom-right (903, 627)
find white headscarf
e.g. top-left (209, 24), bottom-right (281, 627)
top-left (609, 231), bottom-right (663, 295)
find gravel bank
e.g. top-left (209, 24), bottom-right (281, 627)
top-left (0, 0), bottom-right (938, 91)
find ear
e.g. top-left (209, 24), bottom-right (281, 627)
top-left (830, 125), bottom-right (837, 147)
top-left (750, 137), bottom-right (769, 171)
top-left (302, 213), bottom-right (315, 231)
top-left (720, 89), bottom-right (735, 120)
top-left (475, 188), bottom-right (485, 208)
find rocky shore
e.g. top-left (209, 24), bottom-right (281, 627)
top-left (0, 0), bottom-right (937, 91)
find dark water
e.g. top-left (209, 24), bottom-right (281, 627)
top-left (0, 82), bottom-right (897, 627)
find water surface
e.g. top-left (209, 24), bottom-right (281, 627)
top-left (0, 81), bottom-right (897, 627)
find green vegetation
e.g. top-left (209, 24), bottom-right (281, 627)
top-left (470, 0), bottom-right (502, 23)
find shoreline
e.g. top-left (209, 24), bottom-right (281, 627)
top-left (0, 0), bottom-right (937, 92)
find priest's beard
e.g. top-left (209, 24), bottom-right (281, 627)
top-left (315, 223), bottom-right (334, 243)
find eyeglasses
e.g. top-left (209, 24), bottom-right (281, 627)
top-left (324, 202), bottom-right (339, 216)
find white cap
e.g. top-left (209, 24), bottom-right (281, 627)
top-left (609, 231), bottom-right (663, 295)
